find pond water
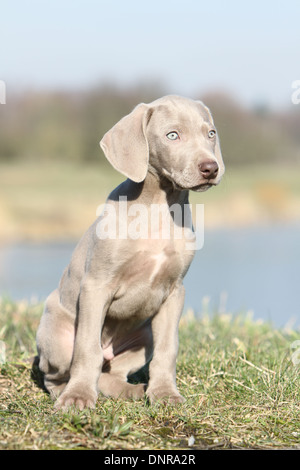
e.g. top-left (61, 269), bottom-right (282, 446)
top-left (0, 224), bottom-right (299, 328)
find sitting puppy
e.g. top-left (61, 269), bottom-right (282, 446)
top-left (36, 95), bottom-right (225, 409)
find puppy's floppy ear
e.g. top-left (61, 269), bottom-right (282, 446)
top-left (100, 103), bottom-right (152, 183)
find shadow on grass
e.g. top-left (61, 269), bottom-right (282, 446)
top-left (30, 355), bottom-right (48, 394)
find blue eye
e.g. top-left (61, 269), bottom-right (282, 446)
top-left (208, 130), bottom-right (216, 139)
top-left (166, 131), bottom-right (179, 140)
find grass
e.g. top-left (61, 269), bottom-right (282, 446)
top-left (0, 298), bottom-right (300, 450)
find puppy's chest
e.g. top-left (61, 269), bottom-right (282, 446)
top-left (108, 244), bottom-right (193, 318)
top-left (128, 239), bottom-right (192, 285)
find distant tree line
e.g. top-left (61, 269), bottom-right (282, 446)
top-left (0, 85), bottom-right (299, 166)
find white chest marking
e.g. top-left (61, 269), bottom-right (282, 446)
top-left (149, 252), bottom-right (168, 282)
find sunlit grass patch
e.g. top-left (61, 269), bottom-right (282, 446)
top-left (0, 299), bottom-right (299, 449)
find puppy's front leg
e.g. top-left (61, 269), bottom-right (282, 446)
top-left (146, 283), bottom-right (185, 404)
top-left (55, 280), bottom-right (111, 410)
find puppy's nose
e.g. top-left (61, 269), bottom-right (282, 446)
top-left (199, 160), bottom-right (219, 180)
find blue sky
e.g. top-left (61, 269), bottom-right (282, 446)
top-left (1, 0), bottom-right (299, 108)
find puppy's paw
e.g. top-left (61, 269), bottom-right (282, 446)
top-left (146, 386), bottom-right (185, 405)
top-left (54, 386), bottom-right (97, 411)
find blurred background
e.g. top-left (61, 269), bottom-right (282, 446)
top-left (0, 0), bottom-right (299, 326)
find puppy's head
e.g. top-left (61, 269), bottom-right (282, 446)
top-left (100, 95), bottom-right (225, 191)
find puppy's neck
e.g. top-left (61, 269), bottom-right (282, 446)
top-left (130, 170), bottom-right (189, 207)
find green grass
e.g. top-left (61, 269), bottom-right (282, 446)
top-left (0, 298), bottom-right (300, 450)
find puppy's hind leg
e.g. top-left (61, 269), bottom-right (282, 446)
top-left (99, 348), bottom-right (148, 399)
top-left (99, 322), bottom-right (153, 400)
top-left (36, 289), bottom-right (75, 400)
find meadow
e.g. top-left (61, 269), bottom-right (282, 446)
top-left (0, 298), bottom-right (299, 450)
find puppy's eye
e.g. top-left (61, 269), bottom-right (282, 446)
top-left (166, 131), bottom-right (179, 140)
top-left (208, 130), bottom-right (216, 139)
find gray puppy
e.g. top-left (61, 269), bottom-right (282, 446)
top-left (36, 95), bottom-right (225, 409)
